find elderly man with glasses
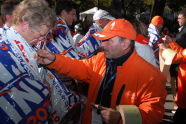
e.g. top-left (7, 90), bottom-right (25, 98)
top-left (174, 9), bottom-right (186, 48)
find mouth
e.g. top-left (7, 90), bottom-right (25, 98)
top-left (103, 50), bottom-right (109, 54)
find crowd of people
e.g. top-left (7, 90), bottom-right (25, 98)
top-left (0, 0), bottom-right (186, 124)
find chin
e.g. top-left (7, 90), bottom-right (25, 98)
top-left (104, 54), bottom-right (111, 59)
top-left (68, 22), bottom-right (73, 26)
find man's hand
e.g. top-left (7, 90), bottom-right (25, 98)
top-left (37, 49), bottom-right (56, 65)
top-left (158, 43), bottom-right (168, 50)
top-left (162, 35), bottom-right (173, 43)
top-left (91, 104), bottom-right (121, 124)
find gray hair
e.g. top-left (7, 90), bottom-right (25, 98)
top-left (11, 0), bottom-right (55, 30)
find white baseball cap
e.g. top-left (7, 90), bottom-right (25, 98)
top-left (93, 9), bottom-right (115, 21)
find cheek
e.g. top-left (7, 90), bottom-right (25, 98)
top-left (33, 32), bottom-right (40, 38)
top-left (73, 15), bottom-right (77, 20)
top-left (34, 34), bottom-right (39, 39)
top-left (101, 42), bottom-right (109, 48)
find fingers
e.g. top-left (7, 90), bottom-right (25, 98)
top-left (99, 105), bottom-right (111, 111)
top-left (162, 35), bottom-right (168, 42)
top-left (162, 35), bottom-right (172, 43)
top-left (37, 49), bottom-right (54, 60)
top-left (37, 49), bottom-right (49, 57)
top-left (101, 108), bottom-right (121, 124)
top-left (158, 43), bottom-right (167, 50)
top-left (90, 103), bottom-right (121, 124)
top-left (90, 103), bottom-right (108, 110)
top-left (162, 37), bottom-right (166, 41)
top-left (37, 50), bottom-right (55, 65)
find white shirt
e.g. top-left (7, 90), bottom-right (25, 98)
top-left (135, 42), bottom-right (158, 67)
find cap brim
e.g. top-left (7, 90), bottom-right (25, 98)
top-left (103, 15), bottom-right (115, 20)
top-left (93, 31), bottom-right (115, 40)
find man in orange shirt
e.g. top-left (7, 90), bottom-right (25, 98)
top-left (37, 19), bottom-right (167, 124)
top-left (161, 35), bottom-right (186, 124)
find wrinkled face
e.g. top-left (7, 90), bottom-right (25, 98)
top-left (100, 36), bottom-right (130, 59)
top-left (61, 9), bottom-right (77, 26)
top-left (28, 25), bottom-right (49, 46)
top-left (177, 14), bottom-right (186, 27)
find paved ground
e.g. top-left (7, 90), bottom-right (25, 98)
top-left (161, 83), bottom-right (176, 124)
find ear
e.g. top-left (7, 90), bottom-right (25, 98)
top-left (122, 39), bottom-right (131, 50)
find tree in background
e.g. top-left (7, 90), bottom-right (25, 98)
top-left (150, 0), bottom-right (166, 19)
top-left (110, 0), bottom-right (124, 18)
top-left (12, 0), bottom-right (184, 33)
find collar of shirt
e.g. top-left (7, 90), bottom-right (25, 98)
top-left (178, 26), bottom-right (183, 32)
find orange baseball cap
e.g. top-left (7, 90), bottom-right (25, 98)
top-left (93, 19), bottom-right (136, 41)
top-left (151, 16), bottom-right (164, 26)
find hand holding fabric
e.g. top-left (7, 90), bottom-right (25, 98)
top-left (158, 43), bottom-right (168, 50)
top-left (162, 35), bottom-right (173, 43)
top-left (37, 49), bottom-right (56, 65)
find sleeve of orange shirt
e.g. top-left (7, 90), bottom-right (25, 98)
top-left (47, 53), bottom-right (100, 83)
top-left (169, 41), bottom-right (186, 64)
top-left (116, 66), bottom-right (166, 124)
top-left (138, 74), bottom-right (166, 124)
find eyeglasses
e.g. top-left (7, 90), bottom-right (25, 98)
top-left (178, 17), bottom-right (185, 20)
top-left (30, 28), bottom-right (49, 49)
top-left (36, 32), bottom-right (48, 49)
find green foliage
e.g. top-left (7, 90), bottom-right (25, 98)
top-left (120, 0), bottom-right (152, 20)
top-left (99, 0), bottom-right (111, 8)
top-left (166, 0), bottom-right (186, 12)
top-left (143, 0), bottom-right (153, 5)
top-left (74, 0), bottom-right (95, 12)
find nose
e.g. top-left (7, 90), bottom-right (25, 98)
top-left (100, 41), bottom-right (108, 49)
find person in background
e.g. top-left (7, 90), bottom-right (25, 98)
top-left (170, 9), bottom-right (186, 82)
top-left (174, 9), bottom-right (186, 48)
top-left (1, 0), bottom-right (20, 28)
top-left (148, 15), bottom-right (164, 65)
top-left (0, 0), bottom-right (55, 123)
top-left (45, 0), bottom-right (80, 58)
top-left (76, 9), bottom-right (115, 58)
top-left (37, 19), bottom-right (167, 124)
top-left (132, 20), bottom-right (158, 67)
top-left (0, 15), bottom-right (4, 27)
top-left (42, 0), bottom-right (84, 123)
top-left (73, 23), bottom-right (84, 45)
top-left (161, 35), bottom-right (186, 124)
